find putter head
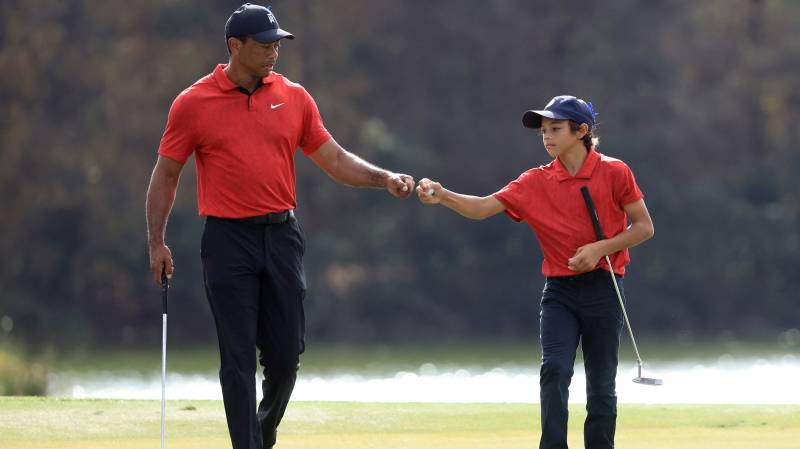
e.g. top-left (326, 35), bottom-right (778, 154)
top-left (633, 376), bottom-right (663, 386)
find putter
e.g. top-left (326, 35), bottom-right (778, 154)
top-left (161, 272), bottom-right (169, 448)
top-left (580, 186), bottom-right (662, 386)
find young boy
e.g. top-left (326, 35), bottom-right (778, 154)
top-left (416, 95), bottom-right (654, 449)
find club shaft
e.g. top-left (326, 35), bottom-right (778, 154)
top-left (604, 256), bottom-right (642, 366)
top-left (161, 313), bottom-right (167, 449)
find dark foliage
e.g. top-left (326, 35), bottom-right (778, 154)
top-left (1, 0), bottom-right (798, 349)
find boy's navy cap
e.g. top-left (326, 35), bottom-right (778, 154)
top-left (522, 95), bottom-right (596, 129)
top-left (225, 4), bottom-right (294, 43)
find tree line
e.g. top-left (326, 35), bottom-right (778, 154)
top-left (0, 0), bottom-right (798, 350)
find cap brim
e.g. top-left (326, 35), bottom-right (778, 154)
top-left (250, 28), bottom-right (295, 43)
top-left (522, 110), bottom-right (569, 129)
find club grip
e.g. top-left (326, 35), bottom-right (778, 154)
top-left (580, 186), bottom-right (606, 241)
top-left (161, 272), bottom-right (169, 314)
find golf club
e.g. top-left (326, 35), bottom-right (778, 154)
top-left (161, 272), bottom-right (169, 448)
top-left (580, 186), bottom-right (662, 386)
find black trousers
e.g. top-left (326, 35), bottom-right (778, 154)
top-left (539, 269), bottom-right (624, 449)
top-left (201, 215), bottom-right (306, 449)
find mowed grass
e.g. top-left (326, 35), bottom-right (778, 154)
top-left (1, 398), bottom-right (799, 449)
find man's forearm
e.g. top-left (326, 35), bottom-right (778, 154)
top-left (329, 149), bottom-right (390, 188)
top-left (146, 172), bottom-right (180, 245)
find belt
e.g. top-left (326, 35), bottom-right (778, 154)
top-left (548, 268), bottom-right (619, 282)
top-left (235, 210), bottom-right (294, 225)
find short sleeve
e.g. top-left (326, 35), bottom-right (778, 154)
top-left (157, 93), bottom-right (197, 164)
top-left (493, 171), bottom-right (535, 223)
top-left (298, 87), bottom-right (332, 155)
top-left (614, 162), bottom-right (644, 207)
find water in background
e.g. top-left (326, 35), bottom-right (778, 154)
top-left (49, 354), bottom-right (800, 404)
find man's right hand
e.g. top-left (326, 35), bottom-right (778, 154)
top-left (386, 173), bottom-right (415, 199)
top-left (146, 156), bottom-right (184, 287)
top-left (149, 243), bottom-right (174, 286)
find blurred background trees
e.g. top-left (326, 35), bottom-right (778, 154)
top-left (1, 0), bottom-right (798, 351)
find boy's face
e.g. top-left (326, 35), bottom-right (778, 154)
top-left (539, 118), bottom-right (586, 158)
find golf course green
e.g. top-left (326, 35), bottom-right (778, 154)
top-left (1, 398), bottom-right (798, 449)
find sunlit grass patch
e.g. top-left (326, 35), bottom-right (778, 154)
top-left (1, 398), bottom-right (799, 449)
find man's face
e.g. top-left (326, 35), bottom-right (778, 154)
top-left (231, 37), bottom-right (281, 78)
top-left (539, 118), bottom-right (586, 158)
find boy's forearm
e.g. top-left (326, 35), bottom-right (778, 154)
top-left (438, 189), bottom-right (492, 220)
top-left (596, 221), bottom-right (654, 256)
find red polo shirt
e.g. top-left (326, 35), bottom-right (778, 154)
top-left (157, 64), bottom-right (332, 218)
top-left (494, 149), bottom-right (643, 277)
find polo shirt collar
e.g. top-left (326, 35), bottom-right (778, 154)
top-left (553, 148), bottom-right (600, 181)
top-left (212, 64), bottom-right (277, 92)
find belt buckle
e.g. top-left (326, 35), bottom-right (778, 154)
top-left (269, 210), bottom-right (293, 224)
top-left (242, 210), bottom-right (293, 225)
top-left (282, 210), bottom-right (294, 222)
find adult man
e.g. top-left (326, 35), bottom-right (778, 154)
top-left (145, 4), bottom-right (414, 449)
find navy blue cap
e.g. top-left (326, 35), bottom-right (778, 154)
top-left (225, 4), bottom-right (294, 44)
top-left (522, 95), bottom-right (596, 129)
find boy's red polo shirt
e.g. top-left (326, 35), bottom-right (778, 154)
top-left (157, 64), bottom-right (332, 218)
top-left (494, 149), bottom-right (643, 277)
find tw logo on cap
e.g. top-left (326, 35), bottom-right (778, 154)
top-left (224, 3), bottom-right (295, 43)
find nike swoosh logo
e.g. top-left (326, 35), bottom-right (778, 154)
top-left (270, 103), bottom-right (284, 109)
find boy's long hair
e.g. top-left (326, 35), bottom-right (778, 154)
top-left (569, 121), bottom-right (600, 150)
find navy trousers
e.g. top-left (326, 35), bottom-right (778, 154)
top-left (201, 215), bottom-right (307, 449)
top-left (539, 269), bottom-right (624, 449)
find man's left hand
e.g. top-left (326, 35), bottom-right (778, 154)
top-left (386, 173), bottom-right (415, 199)
top-left (567, 242), bottom-right (604, 272)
